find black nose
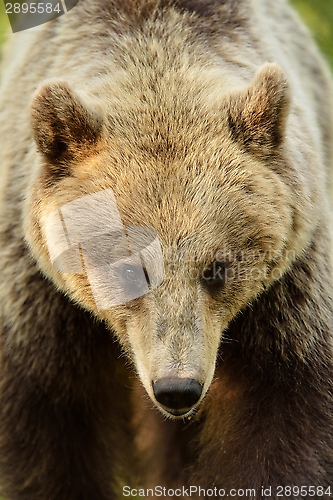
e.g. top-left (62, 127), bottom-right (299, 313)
top-left (152, 378), bottom-right (202, 415)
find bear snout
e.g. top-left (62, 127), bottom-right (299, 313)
top-left (152, 377), bottom-right (203, 416)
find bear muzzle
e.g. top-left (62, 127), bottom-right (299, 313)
top-left (152, 377), bottom-right (203, 416)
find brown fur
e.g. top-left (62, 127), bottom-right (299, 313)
top-left (0, 0), bottom-right (333, 498)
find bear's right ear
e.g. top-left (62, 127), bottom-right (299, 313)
top-left (31, 82), bottom-right (104, 169)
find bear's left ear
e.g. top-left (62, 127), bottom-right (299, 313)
top-left (227, 63), bottom-right (290, 157)
top-left (30, 81), bottom-right (104, 168)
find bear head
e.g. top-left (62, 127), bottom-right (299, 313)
top-left (26, 62), bottom-right (294, 418)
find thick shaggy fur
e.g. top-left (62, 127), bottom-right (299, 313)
top-left (0, 0), bottom-right (333, 499)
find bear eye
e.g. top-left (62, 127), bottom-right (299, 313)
top-left (201, 261), bottom-right (230, 292)
top-left (124, 266), bottom-right (141, 283)
top-left (121, 264), bottom-right (150, 288)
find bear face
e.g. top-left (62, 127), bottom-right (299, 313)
top-left (26, 63), bottom-right (300, 418)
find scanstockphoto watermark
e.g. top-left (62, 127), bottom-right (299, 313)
top-left (123, 486), bottom-right (333, 498)
top-left (122, 486), bottom-right (257, 498)
top-left (163, 247), bottom-right (296, 283)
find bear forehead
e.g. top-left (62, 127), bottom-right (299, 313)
top-left (60, 155), bottom-right (284, 259)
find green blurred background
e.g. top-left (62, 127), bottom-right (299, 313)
top-left (292, 0), bottom-right (333, 68)
top-left (0, 0), bottom-right (331, 499)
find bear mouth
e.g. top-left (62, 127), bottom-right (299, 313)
top-left (160, 406), bottom-right (196, 418)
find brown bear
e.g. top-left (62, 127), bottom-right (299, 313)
top-left (0, 0), bottom-right (333, 499)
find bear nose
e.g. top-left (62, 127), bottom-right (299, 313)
top-left (152, 378), bottom-right (202, 415)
